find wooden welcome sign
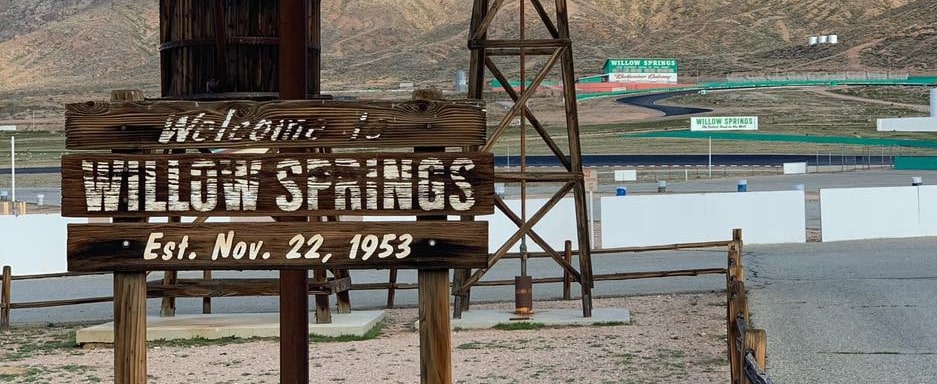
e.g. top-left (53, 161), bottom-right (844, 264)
top-left (64, 98), bottom-right (492, 272)
top-left (65, 99), bottom-right (487, 150)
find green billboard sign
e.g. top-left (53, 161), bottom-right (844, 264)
top-left (603, 58), bottom-right (678, 74)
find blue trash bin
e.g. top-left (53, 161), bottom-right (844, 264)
top-left (616, 186), bottom-right (627, 196)
top-left (737, 180), bottom-right (748, 192)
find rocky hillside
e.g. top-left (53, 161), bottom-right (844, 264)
top-left (0, 0), bottom-right (934, 95)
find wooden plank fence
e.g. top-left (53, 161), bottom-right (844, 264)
top-left (726, 229), bottom-right (775, 384)
top-left (2, 229), bottom-right (779, 382)
top-left (5, 229), bottom-right (748, 330)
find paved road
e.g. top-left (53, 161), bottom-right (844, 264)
top-left (615, 90), bottom-right (713, 116)
top-left (746, 238), bottom-right (937, 384)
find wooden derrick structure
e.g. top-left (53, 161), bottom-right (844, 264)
top-left (456, 0), bottom-right (594, 317)
top-left (155, 0), bottom-right (342, 322)
top-left (159, 0), bottom-right (321, 99)
top-left (61, 0), bottom-right (592, 382)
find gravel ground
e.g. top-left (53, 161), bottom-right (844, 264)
top-left (0, 293), bottom-right (729, 383)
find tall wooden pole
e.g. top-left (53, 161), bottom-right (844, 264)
top-left (111, 89), bottom-right (147, 384)
top-left (413, 89), bottom-right (452, 383)
top-left (453, 0), bottom-right (490, 320)
top-left (279, 0), bottom-right (310, 383)
top-left (417, 146), bottom-right (452, 384)
top-left (554, 0), bottom-right (593, 317)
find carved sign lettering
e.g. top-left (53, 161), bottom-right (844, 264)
top-left (65, 99), bottom-right (487, 150)
top-left (62, 153), bottom-right (494, 217)
top-left (67, 222), bottom-right (488, 271)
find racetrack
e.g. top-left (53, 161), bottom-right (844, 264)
top-left (615, 90), bottom-right (713, 116)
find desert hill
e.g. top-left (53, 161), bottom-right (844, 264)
top-left (0, 0), bottom-right (934, 96)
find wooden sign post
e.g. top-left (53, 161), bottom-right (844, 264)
top-left (63, 95), bottom-right (491, 384)
top-left (278, 6), bottom-right (310, 382)
top-left (108, 89), bottom-right (148, 384)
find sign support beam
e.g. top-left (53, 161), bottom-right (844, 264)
top-left (110, 89), bottom-right (148, 384)
top-left (417, 143), bottom-right (452, 384)
top-left (278, 0), bottom-right (309, 382)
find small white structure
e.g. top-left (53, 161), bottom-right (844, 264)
top-left (818, 35), bottom-right (829, 44)
top-left (783, 162), bottom-right (808, 174)
top-left (614, 170), bottom-right (637, 182)
top-left (828, 34), bottom-right (838, 44)
top-left (808, 36), bottom-right (819, 45)
top-left (877, 88), bottom-right (937, 131)
top-left (454, 70), bottom-right (468, 93)
top-left (877, 117), bottom-right (937, 132)
top-left (931, 88), bottom-right (937, 117)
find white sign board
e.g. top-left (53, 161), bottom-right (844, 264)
top-left (783, 162), bottom-right (808, 174)
top-left (614, 170), bottom-right (637, 182)
top-left (691, 117), bottom-right (759, 131)
top-left (876, 117), bottom-right (937, 132)
top-left (608, 73), bottom-right (678, 84)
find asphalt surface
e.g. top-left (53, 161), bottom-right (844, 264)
top-left (615, 90), bottom-right (713, 116)
top-left (5, 169), bottom-right (937, 383)
top-left (746, 239), bottom-right (937, 384)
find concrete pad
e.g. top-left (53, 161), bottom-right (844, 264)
top-left (447, 308), bottom-right (630, 330)
top-left (76, 310), bottom-right (384, 344)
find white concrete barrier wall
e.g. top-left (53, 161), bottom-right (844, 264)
top-left (918, 186), bottom-right (937, 235)
top-left (783, 162), bottom-right (807, 174)
top-left (366, 198), bottom-right (579, 253)
top-left (601, 191), bottom-right (806, 247)
top-left (876, 117), bottom-right (937, 132)
top-left (0, 215), bottom-right (82, 275)
top-left (821, 186), bottom-right (937, 242)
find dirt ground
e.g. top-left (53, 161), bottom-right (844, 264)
top-left (0, 293), bottom-right (729, 384)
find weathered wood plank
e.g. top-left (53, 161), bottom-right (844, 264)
top-left (114, 272), bottom-right (146, 384)
top-left (68, 221), bottom-right (488, 272)
top-left (1, 266), bottom-right (10, 330)
top-left (62, 152), bottom-right (494, 217)
top-left (145, 277), bottom-right (351, 297)
top-left (65, 99), bottom-right (487, 150)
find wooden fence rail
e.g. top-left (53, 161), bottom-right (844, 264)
top-left (3, 231), bottom-right (740, 329)
top-left (726, 228), bottom-right (775, 384)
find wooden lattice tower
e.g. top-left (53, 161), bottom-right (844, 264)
top-left (457, 0), bottom-right (594, 317)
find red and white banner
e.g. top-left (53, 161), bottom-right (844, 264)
top-left (608, 73), bottom-right (678, 84)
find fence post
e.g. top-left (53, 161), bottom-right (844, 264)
top-left (563, 240), bottom-right (573, 300)
top-left (744, 328), bottom-right (768, 384)
top-left (386, 269), bottom-right (398, 309)
top-left (1, 265), bottom-right (11, 330)
top-left (333, 269), bottom-right (352, 314)
top-left (202, 271), bottom-right (212, 314)
top-left (727, 281), bottom-right (739, 384)
top-left (728, 280), bottom-right (749, 384)
top-left (730, 228), bottom-right (744, 281)
top-left (314, 269), bottom-right (331, 324)
top-left (160, 271), bottom-right (177, 317)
